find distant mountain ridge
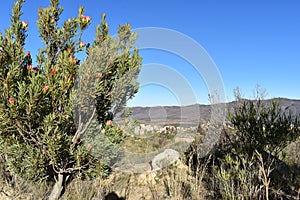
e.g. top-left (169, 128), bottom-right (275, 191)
top-left (128, 98), bottom-right (300, 126)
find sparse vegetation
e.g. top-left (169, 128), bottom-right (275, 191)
top-left (0, 1), bottom-right (299, 199)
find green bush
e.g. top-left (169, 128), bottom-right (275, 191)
top-left (189, 90), bottom-right (300, 199)
top-left (229, 98), bottom-right (300, 157)
top-left (0, 0), bottom-right (141, 199)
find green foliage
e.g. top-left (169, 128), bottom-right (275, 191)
top-left (213, 96), bottom-right (300, 199)
top-left (229, 98), bottom-right (300, 156)
top-left (0, 0), bottom-right (141, 197)
top-left (103, 121), bottom-right (125, 144)
top-left (90, 14), bottom-right (141, 125)
top-left (188, 89), bottom-right (300, 199)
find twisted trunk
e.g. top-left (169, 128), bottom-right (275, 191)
top-left (48, 173), bottom-right (65, 200)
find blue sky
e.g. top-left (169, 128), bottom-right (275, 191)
top-left (1, 0), bottom-right (299, 106)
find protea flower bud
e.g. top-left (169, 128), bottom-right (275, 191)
top-left (50, 17), bottom-right (55, 24)
top-left (96, 73), bottom-right (102, 78)
top-left (50, 68), bottom-right (56, 75)
top-left (69, 55), bottom-right (77, 64)
top-left (81, 15), bottom-right (91, 23)
top-left (85, 16), bottom-right (91, 22)
top-left (125, 23), bottom-right (131, 30)
top-left (21, 20), bottom-right (28, 29)
top-left (42, 85), bottom-right (49, 93)
top-left (106, 120), bottom-right (113, 126)
top-left (79, 41), bottom-right (86, 48)
top-left (27, 65), bottom-right (34, 70)
top-left (8, 97), bottom-right (15, 105)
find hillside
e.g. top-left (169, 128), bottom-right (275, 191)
top-left (128, 98), bottom-right (300, 126)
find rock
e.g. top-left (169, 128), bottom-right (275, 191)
top-left (150, 149), bottom-right (180, 171)
top-left (134, 124), bottom-right (160, 135)
top-left (159, 125), bottom-right (177, 134)
top-left (174, 134), bottom-right (195, 144)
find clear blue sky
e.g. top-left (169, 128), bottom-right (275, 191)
top-left (1, 0), bottom-right (299, 106)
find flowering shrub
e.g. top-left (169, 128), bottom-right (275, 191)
top-left (103, 121), bottom-right (125, 144)
top-left (0, 0), bottom-right (141, 199)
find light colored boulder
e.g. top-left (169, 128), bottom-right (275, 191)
top-left (150, 149), bottom-right (180, 171)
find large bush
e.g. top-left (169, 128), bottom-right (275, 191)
top-left (0, 0), bottom-right (141, 199)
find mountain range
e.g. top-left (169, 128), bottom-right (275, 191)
top-left (127, 98), bottom-right (300, 126)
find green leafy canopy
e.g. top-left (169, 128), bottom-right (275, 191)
top-left (0, 0), bottom-right (142, 188)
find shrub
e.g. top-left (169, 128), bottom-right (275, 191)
top-left (189, 89), bottom-right (300, 199)
top-left (0, 0), bottom-right (141, 199)
top-left (229, 98), bottom-right (300, 157)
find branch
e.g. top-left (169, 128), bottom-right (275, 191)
top-left (52, 160), bottom-right (90, 175)
top-left (72, 107), bottom-right (96, 144)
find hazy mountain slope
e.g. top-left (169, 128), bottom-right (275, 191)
top-left (128, 98), bottom-right (300, 125)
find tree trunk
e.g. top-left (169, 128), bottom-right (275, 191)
top-left (48, 173), bottom-right (64, 200)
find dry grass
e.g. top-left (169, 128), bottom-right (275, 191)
top-left (0, 176), bottom-right (50, 199)
top-left (0, 158), bottom-right (209, 199)
top-left (1, 135), bottom-right (299, 199)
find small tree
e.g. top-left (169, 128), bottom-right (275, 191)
top-left (0, 0), bottom-right (142, 199)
